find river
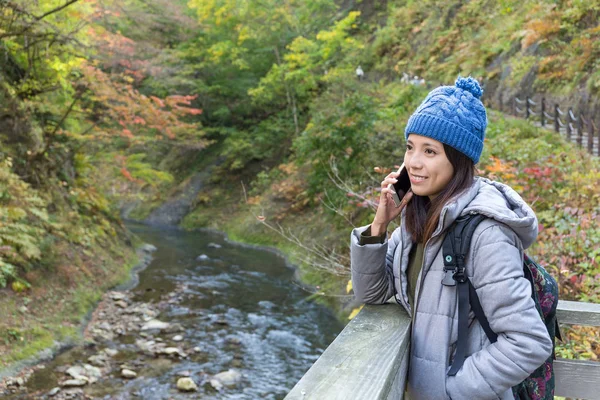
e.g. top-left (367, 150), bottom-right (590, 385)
top-left (16, 222), bottom-right (344, 399)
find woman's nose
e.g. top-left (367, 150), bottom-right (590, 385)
top-left (407, 154), bottom-right (423, 169)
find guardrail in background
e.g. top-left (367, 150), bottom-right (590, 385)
top-left (496, 92), bottom-right (599, 157)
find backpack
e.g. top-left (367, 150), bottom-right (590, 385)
top-left (442, 214), bottom-right (561, 400)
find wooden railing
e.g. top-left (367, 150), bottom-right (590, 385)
top-left (285, 300), bottom-right (600, 400)
top-left (493, 93), bottom-right (599, 157)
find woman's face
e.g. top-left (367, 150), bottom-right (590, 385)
top-left (403, 134), bottom-right (454, 200)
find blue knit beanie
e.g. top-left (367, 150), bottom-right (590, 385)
top-left (404, 76), bottom-right (487, 164)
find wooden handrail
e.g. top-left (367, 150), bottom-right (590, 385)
top-left (285, 302), bottom-right (411, 400)
top-left (287, 300), bottom-right (600, 400)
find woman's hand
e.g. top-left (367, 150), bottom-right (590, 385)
top-left (371, 169), bottom-right (413, 236)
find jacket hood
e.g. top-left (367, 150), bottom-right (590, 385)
top-left (437, 177), bottom-right (538, 249)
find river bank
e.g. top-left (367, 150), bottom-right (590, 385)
top-left (0, 222), bottom-right (343, 399)
top-left (0, 241), bottom-right (155, 396)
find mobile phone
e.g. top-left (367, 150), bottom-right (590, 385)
top-left (388, 163), bottom-right (411, 207)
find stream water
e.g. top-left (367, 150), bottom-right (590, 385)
top-left (18, 222), bottom-right (344, 399)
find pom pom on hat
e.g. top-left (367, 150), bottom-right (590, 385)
top-left (404, 76), bottom-right (488, 163)
top-left (455, 76), bottom-right (483, 99)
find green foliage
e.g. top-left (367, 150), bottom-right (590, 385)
top-left (218, 113), bottom-right (296, 171)
top-left (183, 0), bottom-right (338, 124)
top-left (293, 89), bottom-right (377, 194)
top-left (0, 158), bottom-right (51, 286)
top-left (250, 11), bottom-right (363, 109)
top-left (370, 0), bottom-right (600, 94)
top-left (126, 154), bottom-right (174, 187)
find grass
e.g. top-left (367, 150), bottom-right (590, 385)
top-left (0, 238), bottom-right (141, 369)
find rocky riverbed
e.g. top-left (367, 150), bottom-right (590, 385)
top-left (1, 283), bottom-right (243, 399)
top-left (0, 224), bottom-right (344, 399)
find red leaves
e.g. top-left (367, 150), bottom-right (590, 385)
top-left (132, 116), bottom-right (146, 125)
top-left (150, 96), bottom-right (165, 108)
top-left (120, 167), bottom-right (135, 182)
top-left (81, 62), bottom-right (204, 143)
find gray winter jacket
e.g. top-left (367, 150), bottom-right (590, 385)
top-left (350, 177), bottom-right (553, 400)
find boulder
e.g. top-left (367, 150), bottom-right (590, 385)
top-left (176, 377), bottom-right (198, 392)
top-left (110, 292), bottom-right (126, 301)
top-left (141, 319), bottom-right (170, 331)
top-left (61, 379), bottom-right (87, 387)
top-left (115, 300), bottom-right (129, 309)
top-left (66, 366), bottom-right (86, 379)
top-left (165, 323), bottom-right (184, 333)
top-left (87, 354), bottom-right (107, 367)
top-left (83, 364), bottom-right (102, 378)
top-left (141, 243), bottom-right (157, 253)
top-left (121, 369), bottom-right (137, 379)
top-left (210, 378), bottom-right (223, 391)
top-left (158, 347), bottom-right (186, 358)
top-left (212, 369), bottom-right (242, 387)
top-left (104, 348), bottom-right (118, 357)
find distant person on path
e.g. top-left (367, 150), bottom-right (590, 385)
top-left (356, 65), bottom-right (364, 80)
top-left (350, 77), bottom-right (552, 399)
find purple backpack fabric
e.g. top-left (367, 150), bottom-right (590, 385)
top-left (511, 255), bottom-right (560, 400)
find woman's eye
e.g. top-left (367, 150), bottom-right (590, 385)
top-left (406, 144), bottom-right (413, 150)
top-left (425, 148), bottom-right (436, 155)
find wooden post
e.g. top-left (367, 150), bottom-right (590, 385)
top-left (554, 104), bottom-right (560, 133)
top-left (499, 91), bottom-right (503, 112)
top-left (577, 113), bottom-right (583, 147)
top-left (541, 98), bottom-right (546, 127)
top-left (588, 118), bottom-right (594, 154)
top-left (566, 108), bottom-right (573, 141)
top-left (513, 96), bottom-right (517, 116)
top-left (526, 97), bottom-right (530, 119)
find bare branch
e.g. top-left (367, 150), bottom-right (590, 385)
top-left (34, 0), bottom-right (80, 21)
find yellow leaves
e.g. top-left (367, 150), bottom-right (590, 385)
top-left (6, 207), bottom-right (27, 221)
top-left (278, 162), bottom-right (297, 175)
top-left (11, 281), bottom-right (28, 293)
top-left (246, 195), bottom-right (261, 205)
top-left (237, 25), bottom-right (250, 44)
top-left (522, 17), bottom-right (560, 50)
top-left (346, 279), bottom-right (353, 294)
top-left (557, 326), bottom-right (600, 361)
top-left (348, 305), bottom-right (363, 320)
top-left (482, 156), bottom-right (517, 182)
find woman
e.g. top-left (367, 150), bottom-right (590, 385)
top-left (350, 77), bottom-right (552, 400)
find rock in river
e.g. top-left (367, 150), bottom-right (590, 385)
top-left (211, 369), bottom-right (242, 387)
top-left (177, 377), bottom-right (198, 392)
top-left (141, 319), bottom-right (170, 331)
top-left (121, 369), bottom-right (137, 379)
top-left (61, 379), bottom-right (87, 387)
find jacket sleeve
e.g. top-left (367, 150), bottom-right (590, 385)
top-left (350, 225), bottom-right (399, 304)
top-left (445, 223), bottom-right (553, 399)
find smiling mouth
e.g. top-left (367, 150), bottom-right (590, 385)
top-left (410, 174), bottom-right (428, 182)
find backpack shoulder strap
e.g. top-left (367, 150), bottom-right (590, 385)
top-left (444, 214), bottom-right (498, 376)
top-left (441, 213), bottom-right (486, 286)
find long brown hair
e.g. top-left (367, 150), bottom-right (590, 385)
top-left (405, 144), bottom-right (476, 243)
